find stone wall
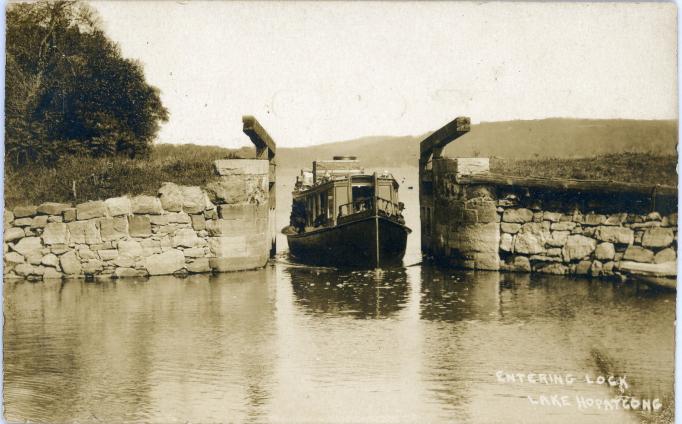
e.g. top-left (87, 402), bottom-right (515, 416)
top-left (3, 159), bottom-right (271, 281)
top-left (424, 157), bottom-right (678, 279)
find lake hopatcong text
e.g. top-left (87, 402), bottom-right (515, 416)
top-left (495, 370), bottom-right (663, 412)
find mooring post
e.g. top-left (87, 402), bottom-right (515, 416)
top-left (242, 116), bottom-right (277, 258)
top-left (418, 116), bottom-right (471, 255)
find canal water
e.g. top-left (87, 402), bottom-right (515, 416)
top-left (3, 167), bottom-right (676, 423)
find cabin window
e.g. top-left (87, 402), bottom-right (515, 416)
top-left (327, 189), bottom-right (334, 220)
top-left (352, 186), bottom-right (374, 212)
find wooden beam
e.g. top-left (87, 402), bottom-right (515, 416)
top-left (242, 115), bottom-right (276, 160)
top-left (457, 172), bottom-right (678, 198)
top-left (419, 116), bottom-right (471, 163)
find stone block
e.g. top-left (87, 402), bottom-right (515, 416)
top-left (105, 196), bottom-right (132, 216)
top-left (37, 202), bottom-right (71, 216)
top-left (209, 236), bottom-right (247, 257)
top-left (187, 258), bottom-right (211, 273)
top-left (500, 233), bottom-right (513, 252)
top-left (42, 222), bottom-right (67, 245)
top-left (181, 186), bottom-right (206, 214)
top-left (60, 251), bottom-right (81, 275)
top-left (646, 212), bottom-right (662, 221)
top-left (82, 259), bottom-right (103, 274)
top-left (473, 252), bottom-right (499, 270)
top-left (12, 237), bottom-right (43, 257)
top-left (144, 249), bottom-right (185, 275)
top-left (118, 239), bottom-right (143, 258)
top-left (114, 268), bottom-right (141, 278)
top-left (78, 248), bottom-right (97, 260)
top-left (513, 256), bottom-right (531, 272)
top-left (43, 268), bottom-right (63, 280)
top-left (5, 252), bottom-right (24, 264)
top-left (545, 231), bottom-right (569, 248)
top-left (213, 159), bottom-right (269, 176)
top-left (190, 214), bottom-right (206, 231)
top-left (622, 246), bottom-right (655, 263)
top-left (183, 247), bottom-right (205, 257)
top-left (551, 221), bottom-right (576, 231)
top-left (604, 213), bottom-right (628, 226)
top-left (131, 195), bottom-right (163, 215)
top-left (500, 222), bottom-right (521, 234)
top-left (67, 220), bottom-right (101, 244)
top-left (48, 215), bottom-right (63, 223)
top-left (14, 218), bottom-right (33, 227)
top-left (594, 226), bottom-right (634, 245)
top-left (205, 178), bottom-right (249, 205)
top-left (218, 204), bottom-right (259, 220)
top-left (575, 260), bottom-right (592, 275)
top-left (14, 263), bottom-right (37, 276)
top-left (206, 219), bottom-right (257, 236)
top-left (641, 228), bottom-right (674, 248)
top-left (29, 216), bottom-right (47, 229)
top-left (63, 208), bottom-right (77, 222)
top-left (4, 210), bottom-right (14, 226)
top-left (76, 201), bottom-right (108, 220)
top-left (167, 212), bottom-right (191, 224)
top-left (654, 248), bottom-right (676, 264)
top-left (536, 263), bottom-right (569, 275)
top-left (173, 228), bottom-right (199, 248)
top-left (514, 232), bottom-right (544, 255)
top-left (150, 215), bottom-right (169, 225)
top-left (50, 244), bottom-right (70, 255)
top-left (543, 212), bottom-right (562, 222)
top-left (27, 254), bottom-right (43, 265)
top-left (140, 239), bottom-right (161, 256)
top-left (158, 182), bottom-right (184, 212)
top-left (41, 253), bottom-right (60, 268)
top-left (100, 217), bottom-right (128, 241)
top-left (209, 254), bottom-right (268, 272)
top-left (13, 205), bottom-right (37, 218)
top-left (5, 227), bottom-right (25, 242)
top-left (98, 249), bottom-right (119, 261)
top-left (452, 222), bottom-right (500, 254)
top-left (502, 208), bottom-right (533, 223)
top-left (583, 214), bottom-right (606, 226)
top-left (128, 215), bottom-right (152, 237)
top-left (594, 242), bottom-right (615, 260)
top-left (562, 235), bottom-right (596, 261)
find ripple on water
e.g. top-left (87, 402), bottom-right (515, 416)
top-left (3, 264), bottom-right (675, 423)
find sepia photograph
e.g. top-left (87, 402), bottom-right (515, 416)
top-left (2, 1), bottom-right (678, 423)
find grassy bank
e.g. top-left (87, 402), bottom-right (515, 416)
top-left (4, 144), bottom-right (243, 207)
top-left (4, 145), bottom-right (677, 208)
top-left (490, 153), bottom-right (677, 187)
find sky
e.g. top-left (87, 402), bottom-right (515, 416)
top-left (91, 1), bottom-right (677, 148)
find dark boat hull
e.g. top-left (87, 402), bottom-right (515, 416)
top-left (287, 216), bottom-right (410, 268)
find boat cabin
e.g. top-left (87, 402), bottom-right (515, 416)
top-left (290, 157), bottom-right (404, 232)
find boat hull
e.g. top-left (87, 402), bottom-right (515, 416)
top-left (287, 216), bottom-right (410, 268)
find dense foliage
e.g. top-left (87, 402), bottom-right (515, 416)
top-left (6, 0), bottom-right (169, 166)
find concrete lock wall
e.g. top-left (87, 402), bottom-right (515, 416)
top-left (3, 159), bottom-right (271, 281)
top-left (426, 158), bottom-right (678, 278)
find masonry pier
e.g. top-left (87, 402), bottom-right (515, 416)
top-left (420, 117), bottom-right (678, 282)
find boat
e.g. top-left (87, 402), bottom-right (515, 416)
top-left (284, 156), bottom-right (411, 267)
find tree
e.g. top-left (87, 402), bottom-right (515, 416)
top-left (5, 0), bottom-right (169, 165)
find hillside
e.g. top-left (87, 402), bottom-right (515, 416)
top-left (276, 118), bottom-right (677, 169)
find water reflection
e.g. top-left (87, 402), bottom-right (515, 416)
top-left (3, 263), bottom-right (675, 423)
top-left (286, 266), bottom-right (409, 319)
